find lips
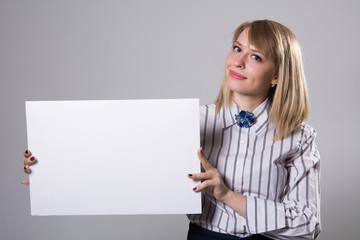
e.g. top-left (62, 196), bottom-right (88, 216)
top-left (229, 70), bottom-right (247, 80)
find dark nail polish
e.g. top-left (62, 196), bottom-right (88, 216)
top-left (30, 157), bottom-right (35, 161)
top-left (25, 150), bottom-right (28, 154)
top-left (193, 187), bottom-right (197, 191)
top-left (188, 174), bottom-right (193, 177)
top-left (24, 167), bottom-right (26, 170)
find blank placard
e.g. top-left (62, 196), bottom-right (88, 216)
top-left (26, 99), bottom-right (201, 216)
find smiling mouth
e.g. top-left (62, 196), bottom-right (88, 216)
top-left (229, 70), bottom-right (247, 80)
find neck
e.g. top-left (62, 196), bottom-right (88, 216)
top-left (232, 93), bottom-right (267, 112)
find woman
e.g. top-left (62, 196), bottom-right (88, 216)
top-left (186, 20), bottom-right (321, 239)
top-left (23, 20), bottom-right (321, 240)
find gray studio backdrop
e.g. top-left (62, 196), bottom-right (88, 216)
top-left (1, 1), bottom-right (359, 239)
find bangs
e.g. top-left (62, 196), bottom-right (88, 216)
top-left (233, 20), bottom-right (279, 65)
top-left (247, 21), bottom-right (278, 61)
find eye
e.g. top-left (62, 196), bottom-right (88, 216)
top-left (233, 46), bottom-right (241, 52)
top-left (251, 54), bottom-right (262, 61)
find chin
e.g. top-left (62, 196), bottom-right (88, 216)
top-left (226, 78), bottom-right (245, 93)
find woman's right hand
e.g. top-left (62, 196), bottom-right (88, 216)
top-left (21, 150), bottom-right (37, 185)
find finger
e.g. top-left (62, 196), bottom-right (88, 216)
top-left (21, 179), bottom-right (30, 185)
top-left (24, 165), bottom-right (31, 174)
top-left (24, 156), bottom-right (37, 166)
top-left (197, 148), bottom-right (213, 171)
top-left (193, 179), bottom-right (215, 192)
top-left (187, 172), bottom-right (211, 181)
top-left (24, 150), bottom-right (32, 158)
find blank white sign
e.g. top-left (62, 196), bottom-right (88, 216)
top-left (26, 99), bottom-right (201, 216)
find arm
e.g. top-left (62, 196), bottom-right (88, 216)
top-left (253, 127), bottom-right (321, 239)
top-left (188, 126), bottom-right (321, 239)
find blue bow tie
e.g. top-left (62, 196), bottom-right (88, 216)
top-left (235, 110), bottom-right (256, 128)
top-left (223, 110), bottom-right (257, 130)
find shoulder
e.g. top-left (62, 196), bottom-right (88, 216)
top-left (199, 103), bottom-right (217, 118)
top-left (282, 122), bottom-right (320, 166)
top-left (294, 122), bottom-right (318, 150)
top-left (200, 103), bottom-right (217, 112)
top-left (199, 103), bottom-right (227, 128)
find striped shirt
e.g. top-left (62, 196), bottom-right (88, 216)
top-left (188, 99), bottom-right (321, 239)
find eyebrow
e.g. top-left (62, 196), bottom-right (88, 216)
top-left (235, 41), bottom-right (263, 55)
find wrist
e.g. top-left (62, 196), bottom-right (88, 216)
top-left (219, 189), bottom-right (246, 217)
top-left (219, 188), bottom-right (234, 203)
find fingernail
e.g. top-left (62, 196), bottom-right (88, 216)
top-left (24, 166), bottom-right (26, 170)
top-left (188, 174), bottom-right (193, 177)
top-left (25, 150), bottom-right (28, 154)
top-left (30, 157), bottom-right (35, 161)
top-left (193, 187), bottom-right (197, 191)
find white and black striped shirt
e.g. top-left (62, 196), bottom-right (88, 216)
top-left (188, 99), bottom-right (321, 239)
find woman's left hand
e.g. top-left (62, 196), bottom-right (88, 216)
top-left (188, 148), bottom-right (231, 201)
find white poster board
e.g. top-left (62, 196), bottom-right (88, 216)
top-left (26, 99), bottom-right (201, 216)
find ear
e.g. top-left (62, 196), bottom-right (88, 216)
top-left (271, 76), bottom-right (278, 86)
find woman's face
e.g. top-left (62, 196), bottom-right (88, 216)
top-left (225, 28), bottom-right (278, 104)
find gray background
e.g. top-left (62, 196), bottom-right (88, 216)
top-left (1, 0), bottom-right (359, 239)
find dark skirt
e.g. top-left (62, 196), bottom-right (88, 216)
top-left (187, 222), bottom-right (272, 240)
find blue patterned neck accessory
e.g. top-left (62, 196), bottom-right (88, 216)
top-left (223, 110), bottom-right (257, 130)
top-left (235, 110), bottom-right (256, 128)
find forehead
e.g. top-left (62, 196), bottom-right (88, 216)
top-left (236, 29), bottom-right (248, 43)
top-left (235, 29), bottom-right (262, 53)
top-left (235, 27), bottom-right (272, 58)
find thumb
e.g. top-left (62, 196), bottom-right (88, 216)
top-left (197, 148), bottom-right (213, 171)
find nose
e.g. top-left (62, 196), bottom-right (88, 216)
top-left (233, 53), bottom-right (245, 69)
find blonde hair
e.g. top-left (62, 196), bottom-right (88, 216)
top-left (215, 20), bottom-right (309, 140)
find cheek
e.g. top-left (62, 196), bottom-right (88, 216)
top-left (225, 54), bottom-right (232, 67)
top-left (254, 66), bottom-right (275, 84)
top-left (224, 57), bottom-right (232, 79)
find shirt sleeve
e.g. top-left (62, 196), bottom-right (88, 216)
top-left (245, 124), bottom-right (321, 239)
